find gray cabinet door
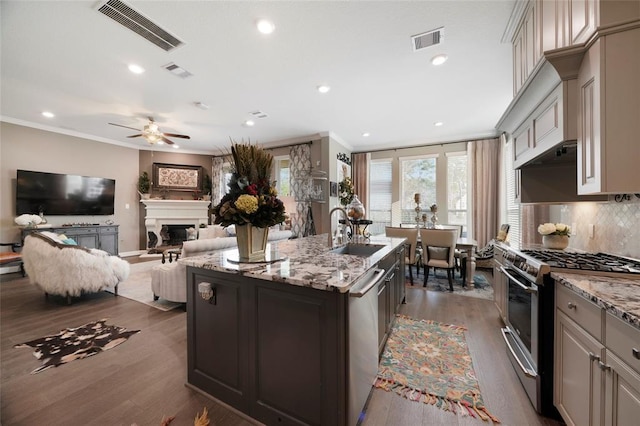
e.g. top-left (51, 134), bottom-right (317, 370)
top-left (98, 227), bottom-right (118, 255)
top-left (187, 270), bottom-right (249, 412)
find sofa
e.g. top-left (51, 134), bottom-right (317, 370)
top-left (22, 231), bottom-right (130, 304)
top-left (151, 225), bottom-right (293, 303)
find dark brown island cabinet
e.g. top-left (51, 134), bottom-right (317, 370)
top-left (186, 244), bottom-right (405, 426)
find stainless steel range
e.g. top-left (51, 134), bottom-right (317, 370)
top-left (497, 247), bottom-right (640, 419)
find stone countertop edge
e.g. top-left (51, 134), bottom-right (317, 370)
top-left (179, 234), bottom-right (406, 293)
top-left (551, 272), bottom-right (640, 330)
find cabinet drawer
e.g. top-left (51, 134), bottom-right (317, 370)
top-left (556, 283), bottom-right (603, 341)
top-left (606, 312), bottom-right (640, 375)
top-left (61, 227), bottom-right (98, 235)
top-left (100, 226), bottom-right (118, 233)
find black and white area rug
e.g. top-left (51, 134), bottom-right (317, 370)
top-left (14, 319), bottom-right (140, 374)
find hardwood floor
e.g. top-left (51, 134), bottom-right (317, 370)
top-left (1, 266), bottom-right (562, 425)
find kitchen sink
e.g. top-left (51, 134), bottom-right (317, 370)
top-left (329, 243), bottom-right (385, 257)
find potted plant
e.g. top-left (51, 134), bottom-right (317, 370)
top-left (137, 171), bottom-right (151, 199)
top-left (202, 173), bottom-right (212, 201)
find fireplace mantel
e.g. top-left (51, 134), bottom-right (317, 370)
top-left (141, 199), bottom-right (210, 248)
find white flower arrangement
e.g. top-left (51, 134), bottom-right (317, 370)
top-left (14, 214), bottom-right (43, 228)
top-left (538, 222), bottom-right (571, 237)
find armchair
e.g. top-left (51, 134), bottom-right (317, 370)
top-left (22, 232), bottom-right (130, 304)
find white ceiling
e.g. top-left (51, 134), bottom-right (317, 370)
top-left (1, 0), bottom-right (516, 155)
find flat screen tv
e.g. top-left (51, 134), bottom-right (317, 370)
top-left (16, 170), bottom-right (116, 215)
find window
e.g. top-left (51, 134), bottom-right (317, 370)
top-left (274, 156), bottom-right (290, 197)
top-left (221, 162), bottom-right (233, 196)
top-left (446, 152), bottom-right (467, 235)
top-left (368, 159), bottom-right (392, 234)
top-left (400, 156), bottom-right (437, 224)
top-left (504, 138), bottom-right (520, 248)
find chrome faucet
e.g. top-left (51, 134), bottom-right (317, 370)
top-left (328, 207), bottom-right (352, 248)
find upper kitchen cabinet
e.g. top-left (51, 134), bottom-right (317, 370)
top-left (510, 0), bottom-right (639, 96)
top-left (577, 26), bottom-right (640, 194)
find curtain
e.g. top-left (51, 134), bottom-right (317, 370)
top-left (352, 153), bottom-right (369, 212)
top-left (469, 137), bottom-right (500, 248)
top-left (289, 144), bottom-right (312, 237)
top-left (211, 157), bottom-right (224, 206)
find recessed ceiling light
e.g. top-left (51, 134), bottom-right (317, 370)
top-left (434, 121), bottom-right (444, 127)
top-left (245, 120), bottom-right (255, 127)
top-left (317, 85), bottom-right (331, 94)
top-left (172, 145), bottom-right (180, 149)
top-left (157, 140), bottom-right (165, 145)
top-left (362, 132), bottom-right (370, 137)
top-left (128, 64), bottom-right (145, 74)
top-left (431, 54), bottom-right (448, 66)
top-left (42, 111), bottom-right (55, 118)
top-left (256, 19), bottom-right (275, 34)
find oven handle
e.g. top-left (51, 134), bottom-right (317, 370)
top-left (500, 266), bottom-right (538, 294)
top-left (501, 327), bottom-right (537, 378)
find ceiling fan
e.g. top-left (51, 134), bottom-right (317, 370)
top-left (108, 117), bottom-right (190, 145)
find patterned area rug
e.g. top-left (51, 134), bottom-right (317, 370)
top-left (375, 315), bottom-right (499, 423)
top-left (14, 319), bottom-right (140, 374)
top-left (406, 270), bottom-right (494, 300)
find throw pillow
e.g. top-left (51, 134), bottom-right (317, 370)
top-left (427, 246), bottom-right (449, 260)
top-left (185, 227), bottom-right (197, 241)
top-left (225, 225), bottom-right (236, 236)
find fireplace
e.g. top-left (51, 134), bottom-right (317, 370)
top-left (141, 199), bottom-right (210, 249)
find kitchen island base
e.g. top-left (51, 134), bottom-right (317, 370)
top-left (187, 267), bottom-right (348, 425)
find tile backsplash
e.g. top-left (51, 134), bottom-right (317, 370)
top-left (559, 196), bottom-right (640, 259)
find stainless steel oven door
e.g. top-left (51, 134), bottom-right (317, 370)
top-left (503, 266), bottom-right (539, 368)
top-left (501, 266), bottom-right (541, 411)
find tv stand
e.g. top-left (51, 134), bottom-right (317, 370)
top-left (21, 225), bottom-right (119, 256)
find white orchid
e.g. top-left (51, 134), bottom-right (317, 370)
top-left (538, 222), bottom-right (571, 236)
top-left (14, 214), bottom-right (43, 227)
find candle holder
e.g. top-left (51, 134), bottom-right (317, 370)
top-left (414, 194), bottom-right (422, 228)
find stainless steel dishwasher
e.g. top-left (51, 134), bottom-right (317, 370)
top-left (348, 267), bottom-right (385, 426)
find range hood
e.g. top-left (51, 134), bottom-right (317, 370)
top-left (497, 61), bottom-right (606, 204)
top-left (518, 144), bottom-right (607, 204)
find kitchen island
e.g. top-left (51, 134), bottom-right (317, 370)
top-left (181, 234), bottom-right (406, 426)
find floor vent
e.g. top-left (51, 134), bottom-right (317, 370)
top-left (97, 0), bottom-right (184, 51)
top-left (411, 27), bottom-right (444, 51)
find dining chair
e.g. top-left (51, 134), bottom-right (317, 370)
top-left (419, 227), bottom-right (460, 291)
top-left (385, 226), bottom-right (419, 285)
top-left (476, 224), bottom-right (510, 271)
top-left (440, 224), bottom-right (465, 276)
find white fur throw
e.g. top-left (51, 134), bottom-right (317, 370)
top-left (22, 233), bottom-right (130, 297)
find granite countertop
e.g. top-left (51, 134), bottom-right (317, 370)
top-left (551, 272), bottom-right (640, 330)
top-left (180, 234), bottom-right (405, 293)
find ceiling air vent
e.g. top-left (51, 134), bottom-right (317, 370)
top-left (97, 0), bottom-right (184, 51)
top-left (250, 111), bottom-right (268, 119)
top-left (411, 27), bottom-right (444, 51)
top-left (163, 62), bottom-right (193, 79)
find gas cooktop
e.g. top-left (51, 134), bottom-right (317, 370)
top-left (521, 250), bottom-right (640, 278)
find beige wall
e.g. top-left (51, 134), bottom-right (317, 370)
top-left (1, 122), bottom-right (216, 253)
top-left (1, 122), bottom-right (140, 253)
